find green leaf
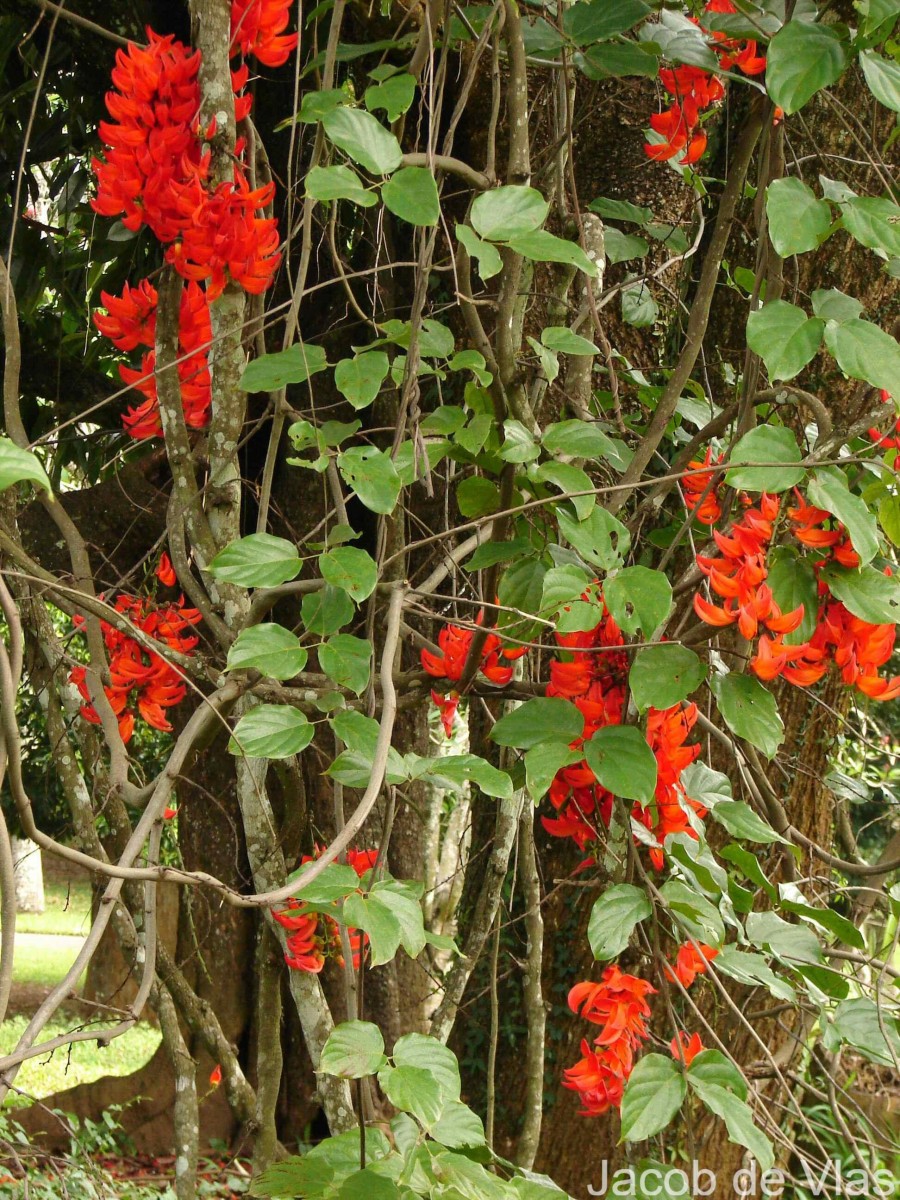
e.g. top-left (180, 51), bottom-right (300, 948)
top-left (456, 475), bottom-right (500, 517)
top-left (860, 49), bottom-right (900, 112)
top-left (557, 506), bottom-right (630, 571)
top-left (621, 280), bottom-right (659, 327)
top-left (825, 317), bottom-right (900, 398)
top-left (379, 1065), bottom-right (444, 1128)
top-left (807, 467), bottom-right (879, 566)
top-left (210, 533), bottom-right (301, 587)
top-left (470, 186), bottom-right (549, 241)
top-left (778, 886), bottom-right (864, 950)
top-left (320, 1021), bottom-right (387, 1078)
top-left (765, 178), bottom-right (833, 257)
top-left (767, 547), bottom-right (818, 644)
top-left (821, 563), bottom-right (900, 624)
top-left (859, 0), bottom-right (900, 35)
top-left (629, 645), bottom-right (706, 712)
top-left (765, 19), bottom-right (849, 114)
top-left (584, 726), bottom-right (658, 803)
top-left (422, 753), bottom-right (514, 799)
top-left (587, 196), bottom-right (654, 225)
top-left (342, 892), bottom-right (402, 965)
top-left (588, 884), bottom-right (652, 960)
top-left (335, 1169), bottom-right (400, 1200)
top-left (575, 40), bottom-right (660, 80)
top-left (603, 228), bottom-right (649, 264)
top-left (811, 288), bottom-right (864, 324)
top-left (338, 446), bottom-right (402, 514)
top-left (539, 327), bottom-right (599, 356)
top-left (659, 879), bottom-right (726, 947)
top-left (710, 674), bottom-right (784, 759)
top-left (319, 546), bottom-right (378, 601)
top-left (455, 224), bottom-right (503, 280)
top-left (604, 565), bottom-right (672, 636)
top-left (543, 420), bottom-right (618, 461)
top-left (527, 336), bottom-right (559, 384)
top-left (431, 1101), bottom-right (486, 1149)
top-left (688, 1080), bottom-right (774, 1172)
top-left (305, 164), bottom-right (378, 207)
top-left (289, 860), bottom-right (362, 905)
top-left (620, 1054), bottom-right (686, 1142)
top-left (364, 72), bottom-right (416, 120)
top-left (0, 439), bottom-right (52, 495)
top-left (319, 634), bottom-right (371, 695)
top-left (746, 302), bottom-right (825, 382)
top-left (746, 910), bottom-right (823, 965)
top-left (501, 420), bottom-right (541, 463)
top-left (686, 1050), bottom-right (748, 1100)
top-left (381, 167), bottom-right (440, 226)
top-left (839, 196), bottom-right (900, 258)
top-left (491, 698), bottom-right (583, 749)
top-left (680, 761), bottom-right (732, 809)
top-left (302, 585), bottom-right (354, 635)
top-left (879, 494), bottom-right (900, 546)
top-left (226, 624), bottom-right (308, 679)
top-left (831, 998), bottom-right (900, 1067)
top-left (507, 230), bottom-right (599, 277)
top-left (334, 352), bottom-right (391, 409)
top-left (296, 88), bottom-right (350, 124)
top-left (393, 1033), bottom-right (461, 1102)
top-left (322, 107), bottom-right (403, 175)
top-left (370, 878), bottom-right (427, 958)
top-left (524, 741), bottom-right (581, 802)
top-left (714, 946), bottom-right (796, 1002)
top-left (710, 801), bottom-right (785, 844)
top-left (540, 564), bottom-right (592, 613)
top-left (532, 463), bottom-right (595, 520)
top-left (725, 424), bottom-right (806, 493)
top-left (240, 342), bottom-right (329, 391)
top-left (229, 704), bottom-right (313, 758)
top-left (465, 537), bottom-right (534, 571)
top-left (563, 0), bottom-right (650, 43)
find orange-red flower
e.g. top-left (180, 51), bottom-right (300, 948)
top-left (70, 593), bottom-right (201, 741)
top-left (564, 967), bottom-right (657, 1116)
top-left (665, 942), bottom-right (719, 988)
top-left (231, 0), bottom-right (298, 67)
top-left (683, 448), bottom-right (723, 525)
top-left (670, 1031), bottom-right (705, 1066)
top-left (156, 552), bottom-right (177, 588)
top-left (422, 613), bottom-right (524, 735)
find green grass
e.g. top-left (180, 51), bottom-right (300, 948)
top-left (0, 1014), bottom-right (162, 1105)
top-left (13, 932), bottom-right (87, 990)
top-left (16, 880), bottom-right (92, 936)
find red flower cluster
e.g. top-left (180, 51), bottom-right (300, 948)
top-left (231, 0), bottom-right (298, 66)
top-left (692, 477), bottom-right (900, 700)
top-left (92, 29), bottom-right (280, 301)
top-left (542, 597), bottom-right (703, 869)
top-left (70, 579), bottom-right (201, 743)
top-left (563, 968), bottom-right (656, 1117)
top-left (644, 1), bottom-right (766, 166)
top-left (421, 613), bottom-right (526, 736)
top-left (91, 8), bottom-right (294, 434)
top-left (95, 279), bottom-right (212, 439)
top-left (271, 848), bottom-right (377, 974)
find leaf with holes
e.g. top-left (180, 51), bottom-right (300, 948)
top-left (319, 547), bottom-right (378, 601)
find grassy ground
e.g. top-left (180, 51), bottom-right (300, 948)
top-left (5, 875), bottom-right (160, 1103)
top-left (0, 1016), bottom-right (162, 1106)
top-left (15, 879), bottom-right (93, 936)
top-left (12, 932), bottom-right (88, 989)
